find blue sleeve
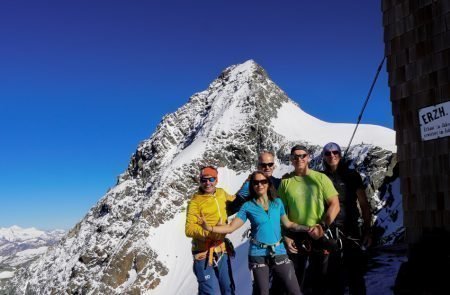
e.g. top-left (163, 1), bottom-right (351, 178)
top-left (236, 181), bottom-right (250, 201)
top-left (277, 198), bottom-right (286, 217)
top-left (236, 202), bottom-right (248, 223)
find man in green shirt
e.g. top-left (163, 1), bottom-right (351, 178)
top-left (278, 145), bottom-right (340, 295)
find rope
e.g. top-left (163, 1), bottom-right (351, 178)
top-left (343, 56), bottom-right (386, 158)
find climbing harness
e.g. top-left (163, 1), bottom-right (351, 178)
top-left (335, 229), bottom-right (367, 251)
top-left (250, 237), bottom-right (284, 258)
top-left (249, 255), bottom-right (291, 269)
top-left (322, 227), bottom-right (343, 251)
top-left (198, 239), bottom-right (227, 268)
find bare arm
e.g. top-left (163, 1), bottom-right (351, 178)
top-left (308, 195), bottom-right (340, 240)
top-left (356, 188), bottom-right (371, 229)
top-left (281, 215), bottom-right (310, 232)
top-left (356, 188), bottom-right (372, 247)
top-left (200, 216), bottom-right (245, 234)
top-left (323, 195), bottom-right (340, 226)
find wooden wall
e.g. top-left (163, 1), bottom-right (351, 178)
top-left (382, 0), bottom-right (450, 245)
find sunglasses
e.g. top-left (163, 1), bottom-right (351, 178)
top-left (258, 162), bottom-right (274, 168)
top-left (324, 150), bottom-right (340, 157)
top-left (291, 154), bottom-right (308, 160)
top-left (200, 177), bottom-right (216, 183)
top-left (252, 179), bottom-right (269, 186)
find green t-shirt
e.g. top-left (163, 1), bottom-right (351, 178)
top-left (277, 169), bottom-right (338, 227)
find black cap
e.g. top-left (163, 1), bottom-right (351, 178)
top-left (290, 144), bottom-right (309, 155)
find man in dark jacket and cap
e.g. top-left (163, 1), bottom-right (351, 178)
top-left (321, 142), bottom-right (372, 295)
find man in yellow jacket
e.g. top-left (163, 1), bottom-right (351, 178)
top-left (185, 166), bottom-right (236, 295)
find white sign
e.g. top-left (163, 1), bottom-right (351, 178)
top-left (419, 100), bottom-right (450, 141)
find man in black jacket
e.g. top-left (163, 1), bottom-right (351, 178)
top-left (321, 142), bottom-right (372, 295)
top-left (228, 150), bottom-right (281, 215)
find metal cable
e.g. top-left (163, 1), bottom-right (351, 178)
top-left (343, 56), bottom-right (386, 158)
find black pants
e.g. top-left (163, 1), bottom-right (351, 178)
top-left (288, 251), bottom-right (329, 295)
top-left (249, 255), bottom-right (302, 295)
top-left (326, 240), bottom-right (367, 295)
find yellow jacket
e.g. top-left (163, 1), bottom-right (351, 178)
top-left (185, 188), bottom-right (235, 252)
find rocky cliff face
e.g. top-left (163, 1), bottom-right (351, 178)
top-left (7, 60), bottom-right (401, 294)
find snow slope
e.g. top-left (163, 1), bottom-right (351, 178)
top-left (273, 101), bottom-right (396, 152)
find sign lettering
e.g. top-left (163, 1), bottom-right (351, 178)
top-left (419, 101), bottom-right (450, 141)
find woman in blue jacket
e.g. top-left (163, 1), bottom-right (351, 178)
top-left (200, 171), bottom-right (310, 295)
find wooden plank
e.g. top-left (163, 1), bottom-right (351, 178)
top-left (424, 210), bottom-right (433, 227)
top-left (437, 191), bottom-right (445, 212)
top-left (444, 212), bottom-right (450, 230)
top-left (405, 63), bottom-right (418, 81)
top-left (432, 50), bottom-right (450, 72)
top-left (434, 210), bottom-right (444, 227)
top-left (390, 83), bottom-right (402, 100)
top-left (445, 190), bottom-right (450, 210)
top-left (432, 16), bottom-right (446, 36)
top-left (442, 0), bottom-right (450, 14)
top-left (437, 155), bottom-right (448, 176)
top-left (437, 67), bottom-right (449, 85)
top-left (439, 82), bottom-right (450, 98)
top-left (438, 138), bottom-right (449, 155)
top-left (445, 13), bottom-right (450, 31)
top-left (382, 0), bottom-right (393, 13)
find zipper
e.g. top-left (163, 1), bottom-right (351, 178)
top-left (213, 193), bottom-right (223, 224)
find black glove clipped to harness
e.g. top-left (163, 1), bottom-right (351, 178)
top-left (317, 225), bottom-right (342, 252)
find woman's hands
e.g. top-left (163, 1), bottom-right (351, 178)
top-left (198, 215), bottom-right (214, 232)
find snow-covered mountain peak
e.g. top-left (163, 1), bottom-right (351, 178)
top-left (129, 60), bottom-right (289, 182)
top-left (0, 226), bottom-right (65, 243)
top-left (214, 59), bottom-right (266, 84)
top-left (0, 226), bottom-right (43, 242)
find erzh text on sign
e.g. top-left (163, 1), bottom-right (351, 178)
top-left (418, 101), bottom-right (450, 141)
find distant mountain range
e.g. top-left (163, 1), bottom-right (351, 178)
top-left (0, 226), bottom-right (64, 290)
top-left (6, 60), bottom-right (402, 294)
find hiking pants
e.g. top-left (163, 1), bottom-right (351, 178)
top-left (249, 255), bottom-right (302, 295)
top-left (193, 253), bottom-right (235, 295)
top-left (288, 251), bottom-right (329, 295)
top-left (327, 241), bottom-right (367, 295)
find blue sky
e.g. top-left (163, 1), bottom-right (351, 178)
top-left (0, 0), bottom-right (391, 230)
